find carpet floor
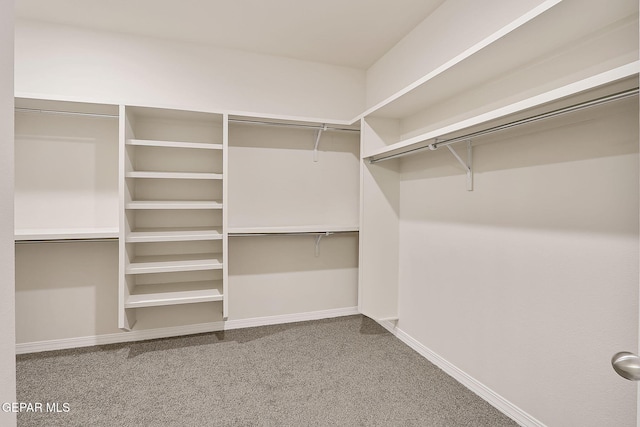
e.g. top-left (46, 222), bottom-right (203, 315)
top-left (16, 315), bottom-right (517, 426)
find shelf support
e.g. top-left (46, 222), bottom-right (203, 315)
top-left (314, 232), bottom-right (331, 256)
top-left (313, 124), bottom-right (327, 162)
top-left (441, 140), bottom-right (473, 191)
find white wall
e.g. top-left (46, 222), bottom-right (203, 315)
top-left (14, 20), bottom-right (365, 122)
top-left (397, 98), bottom-right (638, 426)
top-left (0, 0), bottom-right (16, 425)
top-left (365, 0), bottom-right (551, 110)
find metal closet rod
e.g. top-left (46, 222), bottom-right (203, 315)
top-left (14, 107), bottom-right (361, 133)
top-left (15, 107), bottom-right (119, 119)
top-left (228, 118), bottom-right (359, 133)
top-left (369, 87), bottom-right (640, 164)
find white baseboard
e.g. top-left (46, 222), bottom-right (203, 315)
top-left (378, 320), bottom-right (547, 427)
top-left (224, 307), bottom-right (359, 331)
top-left (16, 306), bottom-right (359, 355)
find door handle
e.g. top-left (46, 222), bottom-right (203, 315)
top-left (612, 352), bottom-right (640, 381)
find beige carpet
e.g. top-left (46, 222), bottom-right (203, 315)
top-left (16, 315), bottom-right (517, 426)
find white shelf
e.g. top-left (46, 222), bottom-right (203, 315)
top-left (125, 282), bottom-right (224, 308)
top-left (126, 253), bottom-right (224, 274)
top-left (126, 200), bottom-right (223, 210)
top-left (228, 225), bottom-right (359, 235)
top-left (125, 171), bottom-right (223, 180)
top-left (14, 228), bottom-right (119, 241)
top-left (365, 64), bottom-right (640, 160)
top-left (127, 228), bottom-right (223, 243)
top-left (362, 0), bottom-right (636, 120)
top-left (127, 139), bottom-right (223, 150)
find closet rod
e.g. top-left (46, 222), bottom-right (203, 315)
top-left (15, 107), bottom-right (119, 119)
top-left (15, 238), bottom-right (118, 244)
top-left (369, 87), bottom-right (639, 164)
top-left (228, 118), bottom-right (359, 133)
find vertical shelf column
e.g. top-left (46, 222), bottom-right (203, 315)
top-left (359, 117), bottom-right (400, 322)
top-left (118, 106), bottom-right (226, 331)
top-left (222, 114), bottom-right (229, 320)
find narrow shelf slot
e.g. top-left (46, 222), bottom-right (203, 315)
top-left (125, 281), bottom-right (224, 308)
top-left (126, 253), bottom-right (224, 274)
top-left (127, 139), bottom-right (223, 150)
top-left (126, 200), bottom-right (223, 210)
top-left (127, 228), bottom-right (223, 243)
top-left (125, 171), bottom-right (223, 180)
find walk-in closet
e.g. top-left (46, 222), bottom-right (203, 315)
top-left (2, 0), bottom-right (639, 426)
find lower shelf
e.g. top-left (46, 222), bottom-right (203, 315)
top-left (125, 281), bottom-right (224, 308)
top-left (126, 253), bottom-right (224, 274)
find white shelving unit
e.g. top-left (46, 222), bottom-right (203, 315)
top-left (119, 106), bottom-right (227, 330)
top-left (226, 117), bottom-right (360, 318)
top-left (14, 98), bottom-right (120, 241)
top-left (365, 65), bottom-right (639, 162)
top-left (358, 1), bottom-right (639, 322)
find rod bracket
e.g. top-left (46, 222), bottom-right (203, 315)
top-left (445, 140), bottom-right (473, 191)
top-left (314, 232), bottom-right (331, 256)
top-left (313, 124), bottom-right (328, 162)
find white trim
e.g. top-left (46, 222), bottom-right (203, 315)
top-left (16, 307), bottom-right (359, 355)
top-left (380, 321), bottom-right (547, 427)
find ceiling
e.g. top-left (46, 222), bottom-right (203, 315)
top-left (15, 0), bottom-right (446, 70)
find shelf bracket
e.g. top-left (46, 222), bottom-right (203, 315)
top-left (314, 232), bottom-right (331, 256)
top-left (444, 140), bottom-right (473, 191)
top-left (313, 124), bottom-right (328, 162)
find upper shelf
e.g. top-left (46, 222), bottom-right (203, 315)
top-left (361, 0), bottom-right (638, 123)
top-left (365, 64), bottom-right (639, 161)
top-left (228, 225), bottom-right (359, 235)
top-left (15, 228), bottom-right (119, 242)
